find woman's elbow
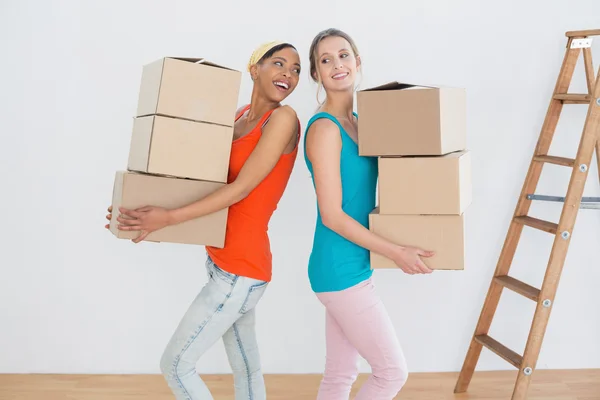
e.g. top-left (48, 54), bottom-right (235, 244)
top-left (230, 181), bottom-right (252, 204)
top-left (236, 187), bottom-right (251, 203)
top-left (321, 210), bottom-right (342, 230)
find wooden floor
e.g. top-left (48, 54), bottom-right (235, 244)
top-left (0, 370), bottom-right (598, 399)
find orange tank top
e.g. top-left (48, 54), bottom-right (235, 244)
top-left (206, 105), bottom-right (300, 282)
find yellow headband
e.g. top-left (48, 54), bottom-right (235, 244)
top-left (247, 40), bottom-right (285, 72)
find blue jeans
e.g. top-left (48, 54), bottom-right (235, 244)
top-left (160, 256), bottom-right (269, 399)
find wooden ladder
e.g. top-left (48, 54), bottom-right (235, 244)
top-left (454, 29), bottom-right (600, 400)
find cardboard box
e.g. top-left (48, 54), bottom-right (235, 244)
top-left (127, 115), bottom-right (233, 183)
top-left (357, 82), bottom-right (466, 156)
top-left (136, 57), bottom-right (241, 127)
top-left (369, 208), bottom-right (465, 270)
top-left (109, 171), bottom-right (228, 247)
top-left (378, 151), bottom-right (472, 215)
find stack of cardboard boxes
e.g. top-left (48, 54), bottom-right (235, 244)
top-left (357, 82), bottom-right (472, 270)
top-left (109, 57), bottom-right (242, 247)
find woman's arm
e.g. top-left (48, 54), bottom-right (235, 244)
top-left (306, 119), bottom-right (433, 274)
top-left (118, 105), bottom-right (298, 243)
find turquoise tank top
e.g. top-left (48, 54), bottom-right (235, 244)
top-left (304, 112), bottom-right (378, 293)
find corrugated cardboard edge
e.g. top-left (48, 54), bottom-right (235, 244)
top-left (459, 151), bottom-right (473, 214)
top-left (368, 207), bottom-right (380, 229)
top-left (153, 59), bottom-right (166, 116)
top-left (439, 87), bottom-right (467, 154)
top-left (359, 81), bottom-right (438, 92)
top-left (145, 116), bottom-right (156, 173)
top-left (136, 58), bottom-right (165, 117)
top-left (167, 57), bottom-right (241, 72)
top-left (109, 172), bottom-right (163, 243)
top-left (434, 93), bottom-right (443, 154)
top-left (456, 213), bottom-right (467, 270)
top-left (128, 116), bottom-right (155, 173)
top-left (359, 81), bottom-right (465, 92)
top-left (368, 208), bottom-right (393, 270)
top-left (109, 171), bottom-right (125, 238)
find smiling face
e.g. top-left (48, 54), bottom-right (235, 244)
top-left (313, 35), bottom-right (361, 93)
top-left (252, 46), bottom-right (301, 103)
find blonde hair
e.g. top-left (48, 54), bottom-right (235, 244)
top-left (308, 28), bottom-right (361, 104)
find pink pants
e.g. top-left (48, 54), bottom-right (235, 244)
top-left (315, 278), bottom-right (408, 400)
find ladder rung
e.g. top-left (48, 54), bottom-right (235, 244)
top-left (553, 94), bottom-right (592, 104)
top-left (495, 276), bottom-right (540, 301)
top-left (514, 216), bottom-right (558, 234)
top-left (527, 194), bottom-right (600, 209)
top-left (474, 334), bottom-right (523, 369)
top-left (533, 155), bottom-right (576, 167)
top-left (566, 29), bottom-right (600, 37)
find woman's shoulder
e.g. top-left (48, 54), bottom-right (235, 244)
top-left (306, 112), bottom-right (341, 134)
top-left (305, 114), bottom-right (342, 148)
top-left (270, 104), bottom-right (298, 121)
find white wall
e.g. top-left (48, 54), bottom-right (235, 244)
top-left (1, 0), bottom-right (599, 375)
